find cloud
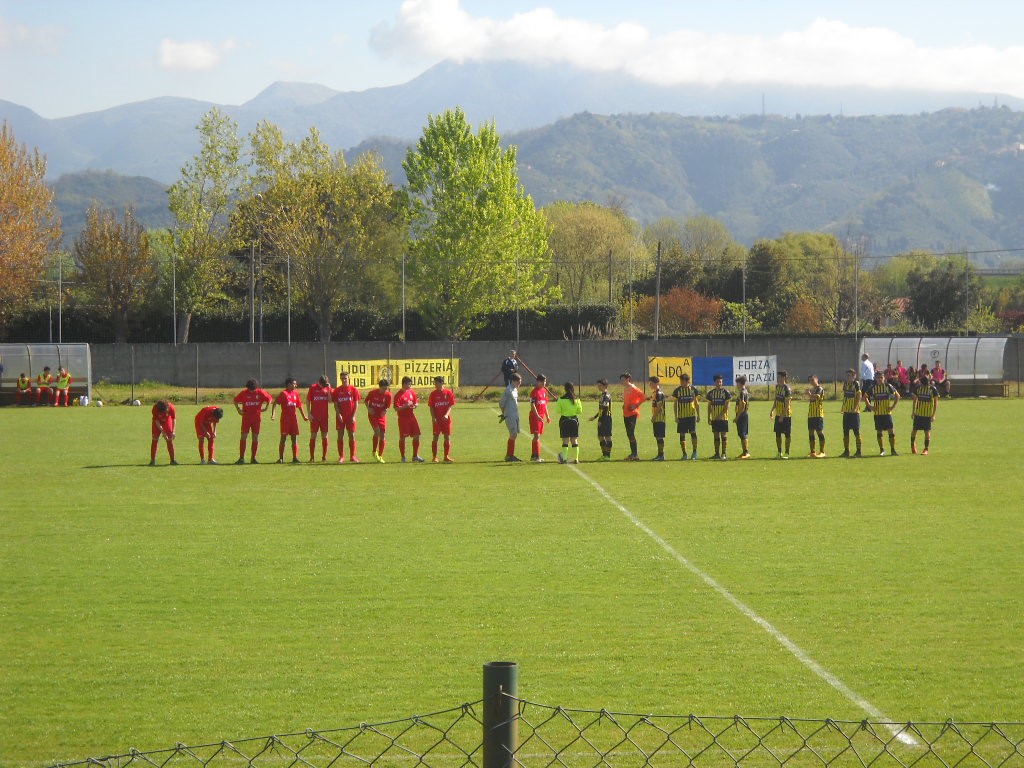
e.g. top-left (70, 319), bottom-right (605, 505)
top-left (159, 38), bottom-right (236, 71)
top-left (371, 0), bottom-right (1024, 97)
top-left (0, 16), bottom-right (62, 53)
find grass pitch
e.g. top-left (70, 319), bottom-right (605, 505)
top-left (2, 397), bottom-right (1023, 767)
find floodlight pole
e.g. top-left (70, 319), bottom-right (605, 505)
top-left (249, 241), bottom-right (256, 343)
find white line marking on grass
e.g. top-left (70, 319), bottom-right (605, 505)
top-left (560, 456), bottom-right (916, 746)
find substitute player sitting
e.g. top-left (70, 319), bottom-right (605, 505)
top-left (306, 375), bottom-right (333, 462)
top-left (195, 406), bottom-right (224, 464)
top-left (271, 377), bottom-right (308, 464)
top-left (364, 379), bottom-right (392, 463)
top-left (15, 372), bottom-right (32, 405)
top-left (233, 379), bottom-right (272, 464)
top-left (149, 400), bottom-right (177, 466)
top-left (332, 371), bottom-right (361, 463)
top-left (394, 376), bottom-right (425, 462)
top-left (427, 375), bottom-right (456, 463)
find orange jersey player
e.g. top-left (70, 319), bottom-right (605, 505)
top-left (150, 400), bottom-right (177, 466)
top-left (194, 406), bottom-right (224, 464)
top-left (427, 376), bottom-right (456, 462)
top-left (306, 375), bottom-right (333, 462)
top-left (233, 379), bottom-right (273, 464)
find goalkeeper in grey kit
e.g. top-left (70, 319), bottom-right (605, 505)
top-left (500, 372), bottom-right (523, 461)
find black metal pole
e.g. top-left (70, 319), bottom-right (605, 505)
top-left (483, 661), bottom-right (518, 768)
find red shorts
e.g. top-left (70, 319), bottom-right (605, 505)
top-left (367, 416), bottom-right (386, 433)
top-left (195, 424), bottom-right (215, 439)
top-left (398, 414), bottom-right (420, 438)
top-left (529, 413), bottom-right (546, 435)
top-left (309, 417), bottom-right (329, 434)
top-left (335, 415), bottom-right (356, 432)
top-left (152, 420), bottom-right (174, 439)
top-left (240, 417), bottom-right (262, 434)
top-left (432, 416), bottom-right (452, 436)
top-left (279, 417), bottom-right (300, 436)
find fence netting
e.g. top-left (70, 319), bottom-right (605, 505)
top-left (49, 696), bottom-right (1024, 768)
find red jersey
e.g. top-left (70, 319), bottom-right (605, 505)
top-left (275, 389), bottom-right (303, 431)
top-left (393, 388), bottom-right (419, 416)
top-left (364, 389), bottom-right (392, 425)
top-left (234, 388), bottom-right (272, 422)
top-left (194, 405), bottom-right (221, 438)
top-left (427, 388), bottom-right (456, 419)
top-left (306, 383), bottom-right (333, 423)
top-left (529, 385), bottom-right (549, 418)
top-left (152, 402), bottom-right (176, 426)
top-left (332, 384), bottom-right (361, 421)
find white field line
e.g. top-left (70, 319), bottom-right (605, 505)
top-left (542, 446), bottom-right (915, 746)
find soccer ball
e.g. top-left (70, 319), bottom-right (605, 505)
top-left (95, 399), bottom-right (104, 407)
top-left (131, 399), bottom-right (142, 406)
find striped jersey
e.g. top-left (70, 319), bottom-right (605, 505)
top-left (841, 380), bottom-right (861, 414)
top-left (705, 386), bottom-right (732, 421)
top-left (650, 389), bottom-right (667, 423)
top-left (595, 390), bottom-right (612, 420)
top-left (912, 382), bottom-right (940, 418)
top-left (772, 383), bottom-right (792, 418)
top-left (735, 387), bottom-right (750, 416)
top-left (672, 384), bottom-right (701, 419)
top-left (807, 385), bottom-right (825, 418)
top-left (868, 382), bottom-right (899, 416)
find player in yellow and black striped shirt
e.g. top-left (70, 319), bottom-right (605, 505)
top-left (590, 378), bottom-right (613, 460)
top-left (840, 368), bottom-right (863, 457)
top-left (648, 376), bottom-right (668, 461)
top-left (768, 370), bottom-right (793, 458)
top-left (705, 373), bottom-right (732, 460)
top-left (806, 375), bottom-right (826, 457)
top-left (865, 369), bottom-right (901, 456)
top-left (910, 370), bottom-right (940, 455)
top-left (671, 373), bottom-right (701, 460)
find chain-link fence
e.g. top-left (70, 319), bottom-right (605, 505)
top-left (49, 696), bottom-right (1024, 768)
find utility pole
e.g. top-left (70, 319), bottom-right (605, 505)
top-left (653, 241), bottom-right (662, 342)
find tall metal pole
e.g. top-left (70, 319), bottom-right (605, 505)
top-left (258, 245), bottom-right (263, 343)
top-left (287, 254), bottom-right (292, 345)
top-left (57, 254), bottom-right (62, 343)
top-left (401, 252), bottom-right (407, 342)
top-left (608, 248), bottom-right (613, 303)
top-left (249, 241), bottom-right (255, 343)
top-left (483, 662), bottom-right (519, 768)
top-left (742, 260), bottom-right (747, 344)
top-left (515, 254), bottom-right (520, 349)
top-left (653, 241), bottom-right (662, 342)
top-left (172, 247), bottom-right (177, 344)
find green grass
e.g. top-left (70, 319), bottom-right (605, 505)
top-left (2, 397), bottom-right (1023, 767)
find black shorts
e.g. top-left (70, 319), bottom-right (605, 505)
top-left (676, 416), bottom-right (697, 434)
top-left (559, 416), bottom-right (579, 439)
top-left (873, 414), bottom-right (894, 432)
top-left (623, 415), bottom-right (637, 439)
top-left (842, 412), bottom-right (861, 432)
top-left (807, 417), bottom-right (824, 432)
top-left (597, 415), bottom-right (612, 437)
top-left (913, 415), bottom-right (933, 431)
top-left (773, 416), bottom-right (792, 436)
top-left (711, 419), bottom-right (729, 434)
top-left (734, 413), bottom-right (749, 439)
top-left (652, 422), bottom-right (667, 439)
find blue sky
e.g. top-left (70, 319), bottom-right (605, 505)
top-left (2, 0), bottom-right (1023, 118)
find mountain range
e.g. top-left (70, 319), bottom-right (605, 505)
top-left (6, 60), bottom-right (1024, 260)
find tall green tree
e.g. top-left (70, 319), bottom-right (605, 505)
top-left (73, 204), bottom-right (155, 343)
top-left (168, 108), bottom-right (244, 343)
top-left (545, 201), bottom-right (635, 304)
top-left (403, 107), bottom-right (555, 339)
top-left (907, 254), bottom-right (981, 330)
top-left (0, 122), bottom-right (61, 325)
top-left (246, 123), bottom-right (403, 342)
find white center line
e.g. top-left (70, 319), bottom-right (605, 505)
top-left (555, 452), bottom-right (915, 745)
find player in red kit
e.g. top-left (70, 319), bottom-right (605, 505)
top-left (393, 376), bottom-right (425, 463)
top-left (528, 374), bottom-right (552, 461)
top-left (233, 379), bottom-right (273, 464)
top-left (364, 379), bottom-right (392, 463)
top-left (306, 375), bottom-right (333, 462)
top-left (332, 371), bottom-right (360, 462)
top-left (194, 406), bottom-right (224, 464)
top-left (427, 375), bottom-right (456, 462)
top-left (271, 377), bottom-right (308, 463)
top-left (150, 400), bottom-right (177, 466)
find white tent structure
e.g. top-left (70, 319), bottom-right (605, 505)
top-left (861, 337), bottom-right (1009, 395)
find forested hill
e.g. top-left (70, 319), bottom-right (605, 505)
top-left (353, 106), bottom-right (1024, 262)
top-left (50, 107), bottom-right (1024, 262)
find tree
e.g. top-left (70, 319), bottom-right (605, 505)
top-left (403, 107), bottom-right (555, 339)
top-left (545, 201), bottom-right (635, 304)
top-left (73, 204), bottom-right (156, 343)
top-left (906, 254), bottom-right (981, 330)
top-left (0, 122), bottom-right (61, 324)
top-left (247, 123), bottom-right (403, 341)
top-left (168, 109), bottom-right (244, 343)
